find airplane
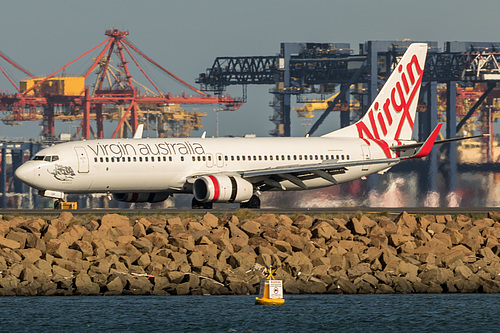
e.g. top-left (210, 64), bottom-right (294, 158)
top-left (14, 43), bottom-right (480, 209)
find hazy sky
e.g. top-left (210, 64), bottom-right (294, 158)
top-left (1, 0), bottom-right (500, 139)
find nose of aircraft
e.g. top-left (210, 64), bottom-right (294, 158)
top-left (15, 163), bottom-right (35, 186)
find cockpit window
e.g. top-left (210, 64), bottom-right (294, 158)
top-left (32, 155), bottom-right (59, 162)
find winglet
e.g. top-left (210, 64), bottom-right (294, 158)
top-left (405, 123), bottom-right (443, 159)
top-left (133, 124), bottom-right (144, 139)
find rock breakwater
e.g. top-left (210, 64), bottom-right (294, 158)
top-left (0, 211), bottom-right (499, 296)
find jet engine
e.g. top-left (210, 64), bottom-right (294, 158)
top-left (193, 175), bottom-right (253, 203)
top-left (113, 192), bottom-right (170, 203)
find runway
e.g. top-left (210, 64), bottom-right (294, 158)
top-left (0, 207), bottom-right (499, 217)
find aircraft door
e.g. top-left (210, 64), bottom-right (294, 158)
top-left (74, 147), bottom-right (89, 173)
top-left (216, 153), bottom-right (224, 167)
top-left (361, 145), bottom-right (370, 172)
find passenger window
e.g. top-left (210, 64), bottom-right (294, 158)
top-left (237, 156), bottom-right (240, 161)
top-left (336, 155), bottom-right (339, 160)
top-left (169, 157), bottom-right (172, 162)
top-left (145, 157), bottom-right (149, 162)
top-left (293, 155), bottom-right (297, 160)
top-left (94, 158), bottom-right (98, 162)
top-left (181, 156), bottom-right (184, 161)
top-left (231, 156), bottom-right (235, 161)
top-left (253, 156), bottom-right (257, 161)
top-left (248, 156), bottom-right (251, 160)
top-left (106, 157), bottom-right (109, 162)
top-left (100, 157), bottom-right (104, 162)
top-left (341, 155), bottom-right (345, 160)
top-left (218, 155), bottom-right (222, 161)
top-left (198, 156), bottom-right (201, 161)
top-left (208, 156), bottom-right (211, 161)
top-left (320, 155), bottom-right (324, 160)
top-left (128, 157), bottom-right (131, 162)
top-left (242, 156), bottom-right (245, 161)
top-left (299, 155), bottom-right (302, 160)
top-left (269, 156), bottom-right (273, 161)
top-left (139, 157), bottom-right (143, 162)
top-left (281, 155), bottom-right (285, 160)
top-left (309, 155), bottom-right (313, 160)
top-left (192, 156), bottom-right (196, 161)
top-left (225, 156), bottom-right (228, 161)
top-left (111, 157), bottom-right (115, 162)
top-left (347, 155), bottom-right (350, 160)
top-left (202, 156), bottom-right (206, 161)
top-left (304, 155), bottom-right (307, 160)
top-left (133, 157), bottom-right (137, 162)
top-left (264, 156), bottom-right (267, 161)
top-left (258, 156), bottom-right (262, 161)
top-left (287, 155), bottom-right (291, 160)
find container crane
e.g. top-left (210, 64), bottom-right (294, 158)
top-left (0, 28), bottom-right (242, 139)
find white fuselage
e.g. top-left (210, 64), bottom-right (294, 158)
top-left (15, 136), bottom-right (399, 194)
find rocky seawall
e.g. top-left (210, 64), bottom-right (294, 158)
top-left (0, 211), bottom-right (500, 296)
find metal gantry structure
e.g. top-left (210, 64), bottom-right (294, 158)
top-left (0, 28), bottom-right (242, 141)
top-left (198, 40), bottom-right (500, 204)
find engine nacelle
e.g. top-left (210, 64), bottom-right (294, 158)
top-left (113, 192), bottom-right (170, 203)
top-left (193, 175), bottom-right (253, 203)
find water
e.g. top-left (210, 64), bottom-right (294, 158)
top-left (0, 294), bottom-right (499, 332)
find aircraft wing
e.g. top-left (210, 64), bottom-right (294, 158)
top-left (185, 157), bottom-right (399, 190)
top-left (241, 157), bottom-right (400, 190)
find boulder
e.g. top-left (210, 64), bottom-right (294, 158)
top-left (284, 234), bottom-right (306, 252)
top-left (395, 212), bottom-right (418, 233)
top-left (0, 236), bottom-right (20, 249)
top-left (201, 213), bottom-right (219, 229)
top-left (101, 214), bottom-right (130, 229)
top-left (347, 263), bottom-right (372, 279)
top-left (311, 221), bottom-right (337, 241)
top-left (168, 233), bottom-right (195, 251)
top-left (106, 275), bottom-right (125, 295)
top-left (346, 218), bottom-right (366, 235)
top-left (6, 231), bottom-right (27, 249)
top-left (132, 237), bottom-right (154, 253)
top-left (255, 214), bottom-right (278, 227)
top-left (18, 248), bottom-right (42, 264)
top-left (293, 215), bottom-right (313, 229)
top-left (240, 221), bottom-right (261, 237)
top-left (75, 273), bottom-right (100, 295)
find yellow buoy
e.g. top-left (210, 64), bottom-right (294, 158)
top-left (255, 266), bottom-right (285, 305)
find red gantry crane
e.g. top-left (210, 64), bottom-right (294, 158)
top-left (0, 28), bottom-right (242, 139)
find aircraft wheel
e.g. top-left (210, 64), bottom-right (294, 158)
top-left (191, 197), bottom-right (213, 209)
top-left (54, 199), bottom-right (62, 210)
top-left (240, 195), bottom-right (260, 209)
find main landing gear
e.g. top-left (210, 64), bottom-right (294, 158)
top-left (240, 195), bottom-right (261, 209)
top-left (190, 195), bottom-right (261, 209)
top-left (191, 197), bottom-right (213, 209)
